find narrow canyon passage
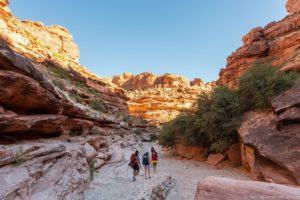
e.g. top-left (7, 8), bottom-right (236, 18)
top-left (85, 142), bottom-right (251, 200)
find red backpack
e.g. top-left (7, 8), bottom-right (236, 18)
top-left (152, 152), bottom-right (158, 161)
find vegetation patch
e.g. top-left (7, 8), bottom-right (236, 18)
top-left (69, 130), bottom-right (82, 137)
top-left (52, 79), bottom-right (66, 90)
top-left (88, 160), bottom-right (96, 181)
top-left (14, 147), bottom-right (24, 165)
top-left (89, 100), bottom-right (106, 112)
top-left (159, 63), bottom-right (299, 154)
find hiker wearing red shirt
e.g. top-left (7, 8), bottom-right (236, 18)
top-left (151, 147), bottom-right (158, 173)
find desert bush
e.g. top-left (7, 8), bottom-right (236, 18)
top-left (88, 160), bottom-right (96, 180)
top-left (159, 63), bottom-right (298, 154)
top-left (238, 63), bottom-right (298, 111)
top-left (89, 100), bottom-right (106, 112)
top-left (159, 87), bottom-right (241, 153)
top-left (52, 79), bottom-right (65, 90)
top-left (50, 66), bottom-right (71, 79)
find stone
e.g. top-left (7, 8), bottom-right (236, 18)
top-left (83, 143), bottom-right (97, 162)
top-left (238, 109), bottom-right (300, 185)
top-left (176, 144), bottom-right (206, 161)
top-left (0, 140), bottom-right (90, 200)
top-left (227, 143), bottom-right (241, 165)
top-left (206, 154), bottom-right (225, 166)
top-left (195, 176), bottom-right (300, 200)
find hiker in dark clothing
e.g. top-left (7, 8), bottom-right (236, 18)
top-left (151, 147), bottom-right (158, 173)
top-left (130, 152), bottom-right (139, 181)
top-left (135, 150), bottom-right (141, 174)
top-left (142, 152), bottom-right (151, 179)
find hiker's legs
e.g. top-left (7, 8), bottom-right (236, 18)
top-left (153, 163), bottom-right (157, 173)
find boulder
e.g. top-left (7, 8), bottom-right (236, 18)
top-left (83, 143), bottom-right (97, 162)
top-left (195, 176), bottom-right (300, 200)
top-left (227, 143), bottom-right (241, 165)
top-left (176, 144), bottom-right (206, 161)
top-left (206, 154), bottom-right (225, 166)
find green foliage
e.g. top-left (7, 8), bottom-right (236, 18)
top-left (88, 160), bottom-right (96, 181)
top-left (238, 63), bottom-right (298, 111)
top-left (50, 67), bottom-right (71, 79)
top-left (159, 63), bottom-right (298, 154)
top-left (69, 130), bottom-right (82, 137)
top-left (70, 92), bottom-right (83, 103)
top-left (52, 79), bottom-right (65, 90)
top-left (149, 133), bottom-right (158, 142)
top-left (89, 100), bottom-right (106, 112)
top-left (14, 147), bottom-right (24, 165)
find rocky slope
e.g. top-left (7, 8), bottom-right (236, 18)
top-left (219, 0), bottom-right (300, 88)
top-left (112, 72), bottom-right (214, 124)
top-left (0, 1), bottom-right (150, 199)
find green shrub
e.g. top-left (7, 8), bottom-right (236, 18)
top-left (238, 63), bottom-right (298, 111)
top-left (88, 160), bottom-right (96, 180)
top-left (70, 92), bottom-right (83, 103)
top-left (14, 147), bottom-right (24, 165)
top-left (53, 79), bottom-right (65, 90)
top-left (50, 67), bottom-right (71, 79)
top-left (149, 133), bottom-right (158, 142)
top-left (69, 130), bottom-right (82, 137)
top-left (159, 87), bottom-right (241, 153)
top-left (159, 62), bottom-right (298, 154)
top-left (89, 100), bottom-right (106, 112)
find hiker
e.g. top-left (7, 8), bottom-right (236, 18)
top-left (135, 150), bottom-right (141, 174)
top-left (129, 152), bottom-right (139, 181)
top-left (151, 147), bottom-right (158, 173)
top-left (142, 152), bottom-right (151, 179)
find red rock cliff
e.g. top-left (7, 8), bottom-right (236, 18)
top-left (112, 72), bottom-right (214, 124)
top-left (219, 0), bottom-right (300, 88)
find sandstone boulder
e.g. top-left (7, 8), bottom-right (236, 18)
top-left (238, 82), bottom-right (300, 187)
top-left (195, 176), bottom-right (300, 200)
top-left (176, 144), bottom-right (206, 161)
top-left (227, 143), bottom-right (241, 165)
top-left (206, 154), bottom-right (225, 166)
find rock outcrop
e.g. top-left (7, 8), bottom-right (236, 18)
top-left (195, 177), bottom-right (300, 200)
top-left (112, 72), bottom-right (214, 124)
top-left (237, 80), bottom-right (300, 186)
top-left (219, 0), bottom-right (300, 88)
top-left (0, 1), bottom-right (142, 199)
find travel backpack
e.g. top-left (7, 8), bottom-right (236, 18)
top-left (142, 154), bottom-right (149, 165)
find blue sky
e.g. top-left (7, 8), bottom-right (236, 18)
top-left (11, 0), bottom-right (286, 82)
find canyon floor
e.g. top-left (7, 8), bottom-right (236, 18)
top-left (85, 142), bottom-right (251, 200)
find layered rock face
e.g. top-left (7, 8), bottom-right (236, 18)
top-left (0, 2), bottom-right (141, 199)
top-left (238, 80), bottom-right (300, 186)
top-left (0, 0), bottom-right (128, 114)
top-left (112, 72), bottom-right (213, 124)
top-left (219, 0), bottom-right (300, 88)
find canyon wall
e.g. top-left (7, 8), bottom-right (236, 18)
top-left (219, 0), bottom-right (300, 88)
top-left (0, 1), bottom-right (144, 199)
top-left (112, 72), bottom-right (214, 124)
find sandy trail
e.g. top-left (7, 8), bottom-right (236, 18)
top-left (85, 143), bottom-right (251, 200)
